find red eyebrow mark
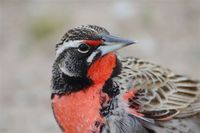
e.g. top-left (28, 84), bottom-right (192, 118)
top-left (84, 40), bottom-right (103, 46)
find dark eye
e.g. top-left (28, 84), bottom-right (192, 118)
top-left (78, 43), bottom-right (90, 53)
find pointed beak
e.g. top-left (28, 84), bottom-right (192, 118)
top-left (98, 34), bottom-right (137, 56)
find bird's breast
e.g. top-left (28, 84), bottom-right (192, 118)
top-left (52, 53), bottom-right (117, 133)
top-left (52, 84), bottom-right (105, 133)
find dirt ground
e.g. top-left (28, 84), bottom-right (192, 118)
top-left (1, 0), bottom-right (200, 133)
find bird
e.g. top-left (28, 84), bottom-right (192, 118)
top-left (51, 25), bottom-right (200, 133)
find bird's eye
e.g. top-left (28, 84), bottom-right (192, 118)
top-left (78, 43), bottom-right (90, 53)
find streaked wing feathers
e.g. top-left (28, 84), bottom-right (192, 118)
top-left (117, 57), bottom-right (200, 119)
top-left (120, 57), bottom-right (168, 90)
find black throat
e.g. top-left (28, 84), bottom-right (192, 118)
top-left (51, 57), bottom-right (122, 98)
top-left (51, 63), bottom-right (91, 97)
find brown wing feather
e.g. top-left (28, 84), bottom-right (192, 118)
top-left (115, 57), bottom-right (200, 120)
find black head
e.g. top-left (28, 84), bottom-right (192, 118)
top-left (55, 25), bottom-right (109, 77)
top-left (52, 25), bottom-right (136, 94)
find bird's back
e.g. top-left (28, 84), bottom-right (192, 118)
top-left (107, 56), bottom-right (200, 133)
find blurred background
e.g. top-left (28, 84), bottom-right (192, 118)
top-left (0, 0), bottom-right (200, 133)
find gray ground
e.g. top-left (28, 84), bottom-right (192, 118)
top-left (0, 0), bottom-right (200, 133)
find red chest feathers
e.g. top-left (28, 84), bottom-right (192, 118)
top-left (52, 53), bottom-right (116, 133)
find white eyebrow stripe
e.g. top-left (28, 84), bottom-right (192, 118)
top-left (55, 40), bottom-right (82, 58)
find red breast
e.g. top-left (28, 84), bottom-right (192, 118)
top-left (52, 53), bottom-right (117, 133)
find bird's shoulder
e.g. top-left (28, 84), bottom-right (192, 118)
top-left (113, 56), bottom-right (200, 120)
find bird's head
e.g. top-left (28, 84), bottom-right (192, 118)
top-left (54, 25), bottom-right (136, 78)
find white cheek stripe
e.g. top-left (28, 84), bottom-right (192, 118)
top-left (59, 64), bottom-right (76, 77)
top-left (87, 51), bottom-right (99, 63)
top-left (56, 40), bottom-right (82, 58)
